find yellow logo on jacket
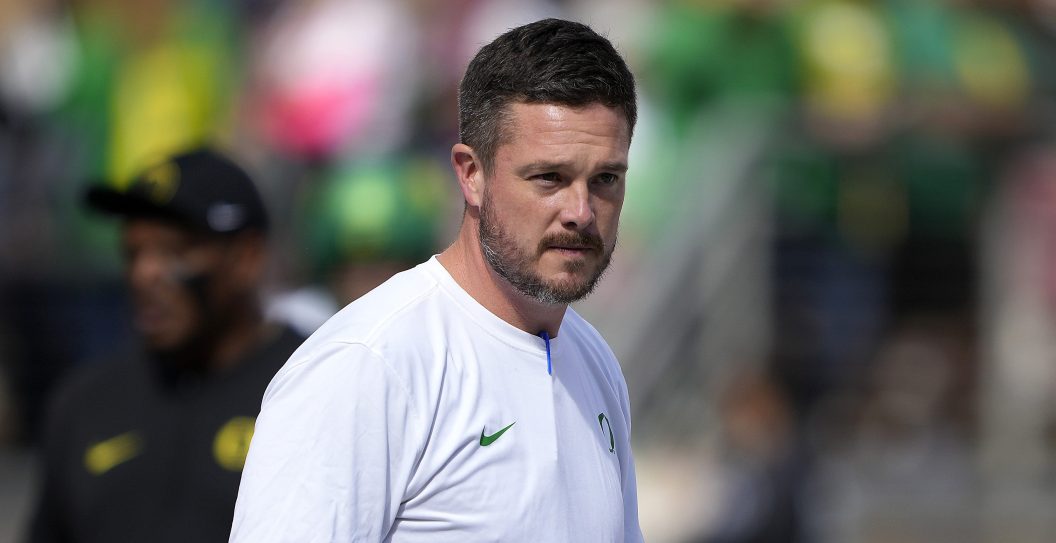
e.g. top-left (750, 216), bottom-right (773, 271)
top-left (213, 416), bottom-right (255, 471)
top-left (85, 431), bottom-right (143, 476)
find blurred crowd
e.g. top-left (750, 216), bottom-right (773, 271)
top-left (2, 0), bottom-right (1056, 542)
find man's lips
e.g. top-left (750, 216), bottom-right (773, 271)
top-left (546, 245), bottom-right (596, 260)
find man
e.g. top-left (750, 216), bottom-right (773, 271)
top-left (28, 148), bottom-right (305, 542)
top-left (231, 18), bottom-right (643, 542)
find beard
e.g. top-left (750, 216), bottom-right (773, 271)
top-left (478, 189), bottom-right (615, 305)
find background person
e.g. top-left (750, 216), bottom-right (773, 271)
top-left (27, 147), bottom-right (304, 543)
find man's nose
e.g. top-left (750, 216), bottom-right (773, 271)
top-left (558, 182), bottom-right (594, 230)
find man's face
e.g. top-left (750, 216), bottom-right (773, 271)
top-left (121, 219), bottom-right (228, 353)
top-left (478, 102), bottom-right (629, 305)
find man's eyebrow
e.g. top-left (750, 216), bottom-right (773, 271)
top-left (597, 161), bottom-right (628, 173)
top-left (516, 161), bottom-right (628, 175)
top-left (516, 161), bottom-right (566, 175)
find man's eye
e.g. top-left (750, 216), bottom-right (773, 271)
top-left (535, 172), bottom-right (561, 183)
top-left (595, 173), bottom-right (619, 185)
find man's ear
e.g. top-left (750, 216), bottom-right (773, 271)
top-left (451, 143), bottom-right (484, 208)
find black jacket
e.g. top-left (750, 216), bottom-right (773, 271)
top-left (28, 325), bottom-right (304, 543)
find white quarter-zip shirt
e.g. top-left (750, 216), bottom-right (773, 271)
top-left (230, 257), bottom-right (643, 542)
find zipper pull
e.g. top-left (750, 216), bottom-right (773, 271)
top-left (539, 330), bottom-right (552, 376)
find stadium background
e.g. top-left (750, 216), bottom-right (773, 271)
top-left (1, 0), bottom-right (1056, 541)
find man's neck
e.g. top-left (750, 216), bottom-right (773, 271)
top-left (437, 224), bottom-right (566, 337)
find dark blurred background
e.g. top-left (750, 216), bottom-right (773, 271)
top-left (1, 0), bottom-right (1055, 541)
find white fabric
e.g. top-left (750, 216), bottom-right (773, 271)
top-left (230, 257), bottom-right (643, 542)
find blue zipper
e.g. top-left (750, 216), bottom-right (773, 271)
top-left (539, 330), bottom-right (552, 375)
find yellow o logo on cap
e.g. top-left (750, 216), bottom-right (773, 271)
top-left (137, 161), bottom-right (180, 204)
top-left (213, 416), bottom-right (255, 471)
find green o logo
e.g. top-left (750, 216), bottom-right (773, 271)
top-left (598, 413), bottom-right (615, 454)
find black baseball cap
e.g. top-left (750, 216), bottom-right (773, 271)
top-left (86, 147), bottom-right (269, 235)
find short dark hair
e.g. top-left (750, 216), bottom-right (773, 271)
top-left (458, 18), bottom-right (637, 174)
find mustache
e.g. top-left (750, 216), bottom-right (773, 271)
top-left (538, 231), bottom-right (604, 253)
